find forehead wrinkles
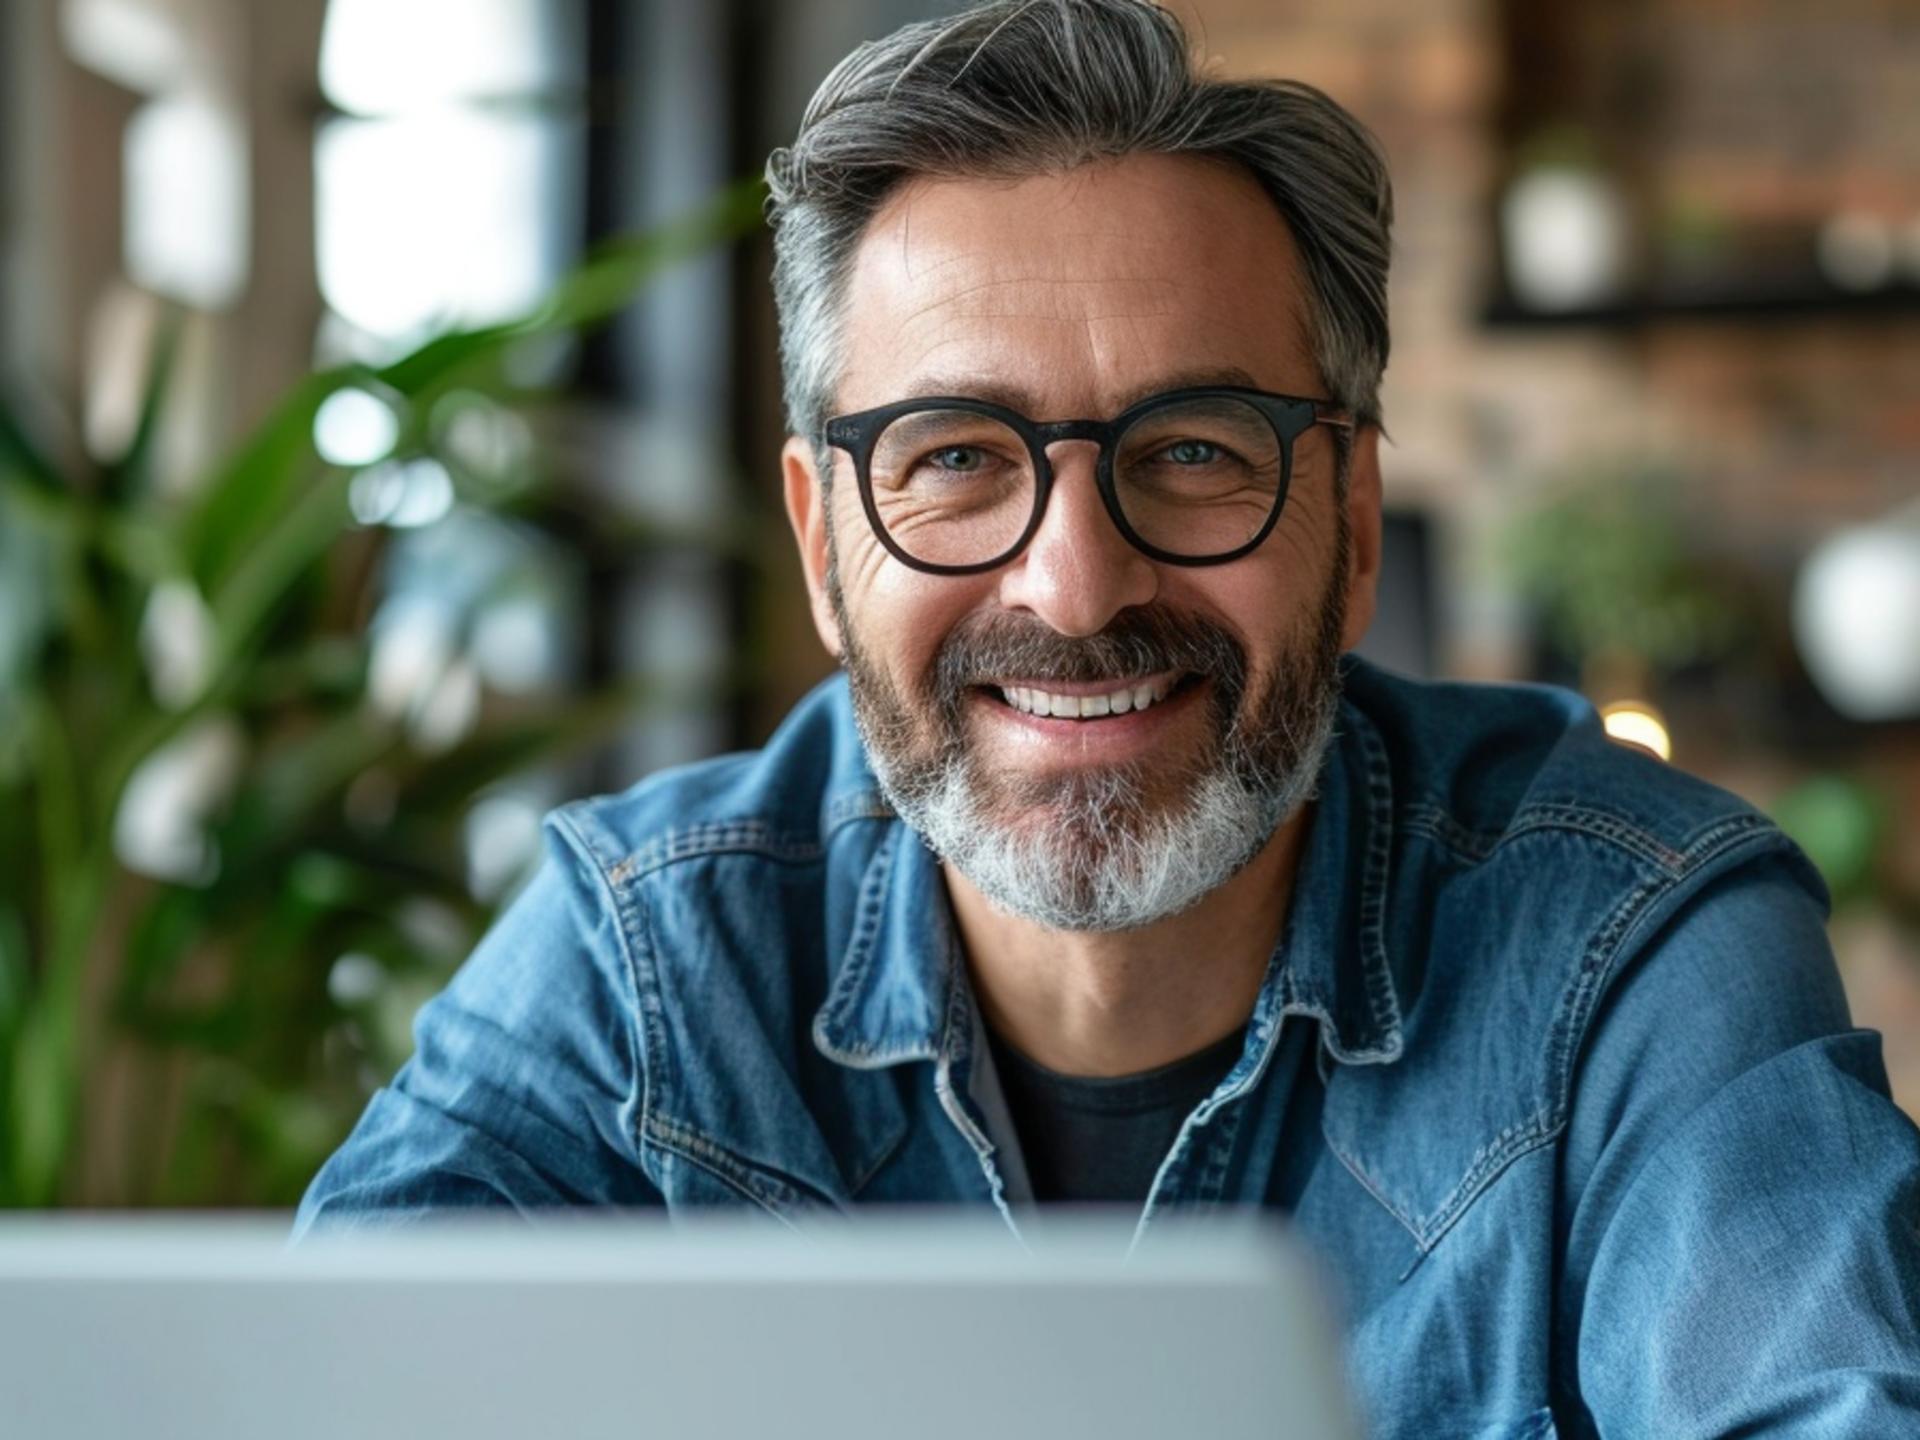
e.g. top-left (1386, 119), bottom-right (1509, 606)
top-left (845, 172), bottom-right (1319, 397)
top-left (866, 177), bottom-right (1193, 319)
top-left (873, 217), bottom-right (1189, 326)
top-left (848, 238), bottom-right (1248, 404)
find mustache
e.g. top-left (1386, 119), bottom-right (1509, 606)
top-left (931, 606), bottom-right (1248, 707)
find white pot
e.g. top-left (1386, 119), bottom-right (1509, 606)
top-left (1794, 500), bottom-right (1920, 721)
top-left (1501, 168), bottom-right (1629, 312)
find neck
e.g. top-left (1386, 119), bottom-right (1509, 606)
top-left (945, 802), bottom-right (1313, 1078)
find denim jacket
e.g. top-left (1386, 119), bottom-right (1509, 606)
top-left (296, 656), bottom-right (1920, 1437)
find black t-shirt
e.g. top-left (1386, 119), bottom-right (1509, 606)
top-left (985, 1024), bottom-right (1248, 1204)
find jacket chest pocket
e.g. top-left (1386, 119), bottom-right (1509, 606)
top-left (641, 1114), bottom-right (845, 1221)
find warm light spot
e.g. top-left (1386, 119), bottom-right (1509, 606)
top-left (1600, 701), bottom-right (1672, 761)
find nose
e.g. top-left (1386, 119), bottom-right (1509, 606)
top-left (996, 440), bottom-right (1158, 636)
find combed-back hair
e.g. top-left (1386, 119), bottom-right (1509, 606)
top-left (765, 0), bottom-right (1394, 448)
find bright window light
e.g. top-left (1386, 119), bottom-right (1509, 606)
top-left (61, 0), bottom-right (190, 94)
top-left (313, 385), bottom-right (404, 468)
top-left (113, 715), bottom-right (244, 885)
top-left (319, 0), bottom-right (567, 115)
top-left (124, 91), bottom-right (250, 310)
top-left (349, 458), bottom-right (455, 530)
top-left (83, 282), bottom-right (160, 460)
top-left (473, 594), bottom-right (559, 693)
top-left (316, 111), bottom-right (572, 339)
top-left (464, 793), bottom-right (544, 901)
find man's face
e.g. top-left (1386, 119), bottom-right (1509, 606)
top-left (784, 153), bottom-right (1381, 931)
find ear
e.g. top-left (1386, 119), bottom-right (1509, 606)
top-left (782, 435), bottom-right (843, 660)
top-left (1339, 425), bottom-right (1384, 653)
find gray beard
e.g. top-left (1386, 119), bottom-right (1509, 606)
top-left (832, 523), bottom-right (1350, 933)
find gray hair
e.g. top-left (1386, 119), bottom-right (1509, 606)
top-left (765, 0), bottom-right (1394, 450)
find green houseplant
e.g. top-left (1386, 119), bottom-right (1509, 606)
top-left (0, 179), bottom-right (766, 1207)
top-left (1502, 457), bottom-right (1753, 699)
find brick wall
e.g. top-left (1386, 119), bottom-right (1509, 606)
top-left (1188, 0), bottom-right (1920, 1084)
top-left (1187, 0), bottom-right (1920, 673)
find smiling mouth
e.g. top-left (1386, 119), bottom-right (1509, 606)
top-left (987, 672), bottom-right (1197, 720)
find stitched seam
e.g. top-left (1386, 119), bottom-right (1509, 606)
top-left (811, 826), bottom-right (903, 1062)
top-left (1326, 1131), bottom-right (1427, 1243)
top-left (1507, 805), bottom-right (1687, 871)
top-left (1401, 800), bottom-right (1771, 878)
top-left (1411, 816), bottom-right (1788, 1253)
top-left (1350, 712), bottom-right (1402, 1042)
top-left (549, 808), bottom-right (666, 1185)
top-left (1402, 802), bottom-right (1681, 871)
top-left (931, 939), bottom-right (1021, 1228)
top-left (1283, 989), bottom-right (1402, 1066)
top-left (823, 788), bottom-right (893, 836)
top-left (1400, 803), bottom-right (1499, 863)
top-left (1407, 1115), bottom-right (1559, 1252)
top-left (1543, 818), bottom-right (1787, 1124)
top-left (645, 1114), bottom-right (848, 1212)
top-left (1193, 1099), bottom-right (1245, 1206)
top-left (935, 942), bottom-right (985, 1152)
top-left (642, 1115), bottom-right (808, 1222)
top-left (607, 820), bottom-right (826, 886)
top-left (844, 1113), bottom-right (909, 1198)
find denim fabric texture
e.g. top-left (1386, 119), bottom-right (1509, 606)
top-left (296, 655), bottom-right (1920, 1437)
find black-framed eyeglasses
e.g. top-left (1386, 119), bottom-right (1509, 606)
top-left (822, 386), bottom-right (1354, 575)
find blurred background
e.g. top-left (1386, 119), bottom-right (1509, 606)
top-left (0, 0), bottom-right (1915, 1208)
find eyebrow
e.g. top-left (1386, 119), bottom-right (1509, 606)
top-left (896, 365), bottom-right (1266, 418)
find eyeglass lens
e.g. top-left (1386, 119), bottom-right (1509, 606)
top-left (864, 395), bottom-right (1285, 567)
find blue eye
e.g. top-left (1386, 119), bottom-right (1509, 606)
top-left (1165, 440), bottom-right (1220, 465)
top-left (931, 446), bottom-right (984, 472)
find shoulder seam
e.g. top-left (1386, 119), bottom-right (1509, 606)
top-left (1402, 799), bottom-right (1769, 878)
top-left (569, 799), bottom-right (895, 890)
top-left (544, 805), bottom-right (664, 1183)
top-left (603, 820), bottom-right (827, 886)
top-left (1543, 814), bottom-right (1795, 1122)
top-left (1393, 814), bottom-right (1791, 1260)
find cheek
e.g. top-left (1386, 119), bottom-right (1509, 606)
top-left (1265, 491), bottom-right (1335, 578)
top-left (1175, 570), bottom-right (1308, 682)
top-left (831, 504), bottom-right (983, 681)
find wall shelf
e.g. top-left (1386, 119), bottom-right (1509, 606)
top-left (1481, 280), bottom-right (1920, 331)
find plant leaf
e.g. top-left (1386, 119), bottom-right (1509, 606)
top-left (0, 390), bottom-right (67, 498)
top-left (7, 1005), bottom-right (75, 1206)
top-left (103, 304), bottom-right (186, 502)
top-left (376, 175), bottom-right (766, 399)
top-left (177, 370), bottom-right (346, 596)
top-left (398, 680), bottom-right (671, 814)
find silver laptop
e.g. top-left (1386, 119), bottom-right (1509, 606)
top-left (0, 1211), bottom-right (1361, 1440)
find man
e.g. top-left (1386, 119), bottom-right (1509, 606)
top-left (298, 1), bottom-right (1920, 1431)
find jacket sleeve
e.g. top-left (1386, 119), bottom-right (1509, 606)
top-left (1557, 846), bottom-right (1920, 1435)
top-left (292, 820), bottom-right (663, 1235)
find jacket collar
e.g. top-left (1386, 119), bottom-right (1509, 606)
top-left (812, 661), bottom-right (1404, 1071)
top-left (812, 818), bottom-right (956, 1068)
top-left (1267, 688), bottom-right (1404, 1065)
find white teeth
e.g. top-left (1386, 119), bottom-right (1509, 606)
top-left (997, 677), bottom-right (1180, 720)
